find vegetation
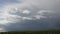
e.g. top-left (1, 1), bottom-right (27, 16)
top-left (0, 30), bottom-right (60, 34)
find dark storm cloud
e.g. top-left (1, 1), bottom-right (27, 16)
top-left (0, 0), bottom-right (60, 32)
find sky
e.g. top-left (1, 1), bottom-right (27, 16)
top-left (0, 0), bottom-right (60, 32)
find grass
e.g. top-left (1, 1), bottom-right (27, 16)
top-left (0, 30), bottom-right (60, 34)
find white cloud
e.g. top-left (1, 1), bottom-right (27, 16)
top-left (22, 10), bottom-right (30, 14)
top-left (22, 17), bottom-right (32, 20)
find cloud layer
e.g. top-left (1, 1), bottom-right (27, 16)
top-left (0, 0), bottom-right (60, 32)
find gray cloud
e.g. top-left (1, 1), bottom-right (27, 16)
top-left (0, 0), bottom-right (60, 32)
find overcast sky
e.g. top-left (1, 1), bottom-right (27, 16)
top-left (0, 0), bottom-right (60, 32)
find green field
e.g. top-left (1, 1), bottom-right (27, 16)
top-left (0, 30), bottom-right (60, 34)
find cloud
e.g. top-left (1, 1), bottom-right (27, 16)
top-left (22, 10), bottom-right (30, 14)
top-left (0, 0), bottom-right (60, 32)
top-left (0, 28), bottom-right (6, 32)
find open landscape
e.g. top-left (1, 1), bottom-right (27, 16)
top-left (0, 30), bottom-right (60, 34)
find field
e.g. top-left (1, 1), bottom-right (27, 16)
top-left (0, 30), bottom-right (60, 34)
